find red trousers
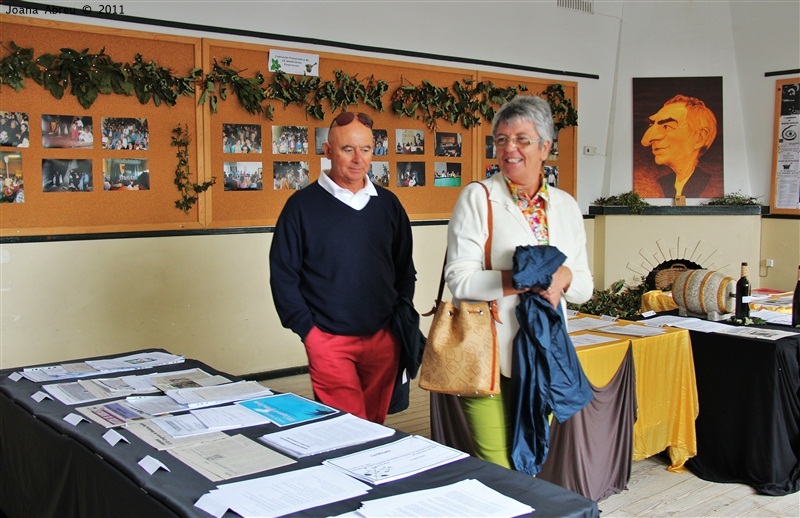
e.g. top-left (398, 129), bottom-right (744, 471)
top-left (304, 326), bottom-right (399, 424)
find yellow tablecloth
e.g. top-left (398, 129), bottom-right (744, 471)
top-left (572, 320), bottom-right (699, 472)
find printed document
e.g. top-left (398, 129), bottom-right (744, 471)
top-left (596, 323), bottom-right (666, 337)
top-left (168, 434), bottom-right (295, 482)
top-left (77, 399), bottom-right (153, 427)
top-left (570, 333), bottom-right (622, 347)
top-left (715, 326), bottom-right (799, 341)
top-left (126, 420), bottom-right (228, 450)
top-left (259, 413), bottom-right (394, 458)
top-left (165, 381), bottom-right (272, 408)
top-left (355, 479), bottom-right (534, 518)
top-left (194, 465), bottom-right (371, 518)
top-left (323, 435), bottom-right (468, 485)
top-left (237, 393), bottom-right (338, 426)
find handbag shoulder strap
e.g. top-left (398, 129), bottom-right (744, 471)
top-left (423, 182), bottom-right (493, 316)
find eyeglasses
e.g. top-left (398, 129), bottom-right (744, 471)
top-left (493, 136), bottom-right (542, 148)
top-left (329, 111), bottom-right (374, 130)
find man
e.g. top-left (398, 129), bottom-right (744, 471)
top-left (269, 111), bottom-right (416, 424)
top-left (640, 94), bottom-right (718, 198)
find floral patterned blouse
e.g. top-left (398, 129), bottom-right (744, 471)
top-left (504, 174), bottom-right (550, 245)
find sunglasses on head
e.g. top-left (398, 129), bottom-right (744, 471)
top-left (329, 111), bottom-right (374, 130)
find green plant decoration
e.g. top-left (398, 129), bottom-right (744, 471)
top-left (703, 190), bottom-right (761, 206)
top-left (199, 57), bottom-right (268, 115)
top-left (726, 315), bottom-right (767, 326)
top-left (171, 125), bottom-right (216, 214)
top-left (129, 54), bottom-right (198, 107)
top-left (592, 191), bottom-right (652, 214)
top-left (0, 41), bottom-right (42, 91)
top-left (269, 69), bottom-right (388, 120)
top-left (567, 279), bottom-right (649, 318)
top-left (542, 83), bottom-right (579, 132)
top-left (0, 42), bottom-right (197, 108)
top-left (391, 78), bottom-right (577, 132)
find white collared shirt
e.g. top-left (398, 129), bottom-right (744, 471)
top-left (318, 170), bottom-right (377, 211)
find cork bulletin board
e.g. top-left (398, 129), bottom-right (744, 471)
top-left (0, 15), bottom-right (578, 236)
top-left (769, 77), bottom-right (800, 215)
top-left (0, 15), bottom-right (205, 237)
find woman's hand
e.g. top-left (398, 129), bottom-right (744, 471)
top-left (534, 265), bottom-right (572, 307)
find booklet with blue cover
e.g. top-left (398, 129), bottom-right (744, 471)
top-left (237, 393), bottom-right (338, 426)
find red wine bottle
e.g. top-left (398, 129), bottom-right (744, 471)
top-left (792, 265), bottom-right (800, 327)
top-left (735, 262), bottom-right (751, 319)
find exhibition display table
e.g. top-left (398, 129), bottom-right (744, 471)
top-left (432, 318), bottom-right (698, 501)
top-left (0, 349), bottom-right (599, 517)
top-left (684, 327), bottom-right (800, 495)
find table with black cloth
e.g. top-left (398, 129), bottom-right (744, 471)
top-left (0, 349), bottom-right (598, 517)
top-left (683, 325), bottom-right (800, 496)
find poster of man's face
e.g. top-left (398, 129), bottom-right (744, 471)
top-left (633, 77), bottom-right (723, 199)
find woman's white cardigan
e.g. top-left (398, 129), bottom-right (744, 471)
top-left (444, 173), bottom-right (594, 377)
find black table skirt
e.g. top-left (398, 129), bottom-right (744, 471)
top-left (1, 349), bottom-right (598, 517)
top-left (685, 328), bottom-right (800, 496)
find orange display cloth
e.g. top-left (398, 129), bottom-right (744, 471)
top-left (571, 318), bottom-right (699, 472)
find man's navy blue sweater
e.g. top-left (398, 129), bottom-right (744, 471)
top-left (269, 182), bottom-right (416, 339)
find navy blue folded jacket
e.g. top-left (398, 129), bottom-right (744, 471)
top-left (510, 245), bottom-right (593, 476)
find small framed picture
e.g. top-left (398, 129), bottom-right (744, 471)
top-left (223, 123), bottom-right (262, 153)
top-left (0, 111), bottom-right (30, 148)
top-left (224, 162), bottom-right (263, 191)
top-left (272, 126), bottom-right (309, 155)
top-left (396, 129), bottom-right (424, 155)
top-left (397, 162), bottom-right (425, 187)
top-left (103, 158), bottom-right (150, 190)
top-left (101, 117), bottom-right (148, 150)
top-left (274, 161), bottom-right (310, 190)
top-left (42, 114), bottom-right (93, 149)
top-left (42, 159), bottom-right (93, 192)
top-left (434, 162), bottom-right (461, 187)
top-left (0, 151), bottom-right (24, 203)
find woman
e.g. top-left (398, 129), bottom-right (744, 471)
top-left (444, 95), bottom-right (593, 469)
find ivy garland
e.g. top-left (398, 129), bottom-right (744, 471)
top-left (171, 125), bottom-right (216, 214)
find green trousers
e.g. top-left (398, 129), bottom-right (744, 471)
top-left (458, 376), bottom-right (513, 469)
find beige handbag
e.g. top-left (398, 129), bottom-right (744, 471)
top-left (419, 183), bottom-right (501, 397)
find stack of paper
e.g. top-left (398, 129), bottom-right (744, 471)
top-left (165, 381), bottom-right (273, 408)
top-left (355, 479), bottom-right (534, 518)
top-left (194, 465), bottom-right (371, 518)
top-left (259, 413), bottom-right (394, 458)
top-left (322, 435), bottom-right (468, 485)
top-left (148, 404), bottom-right (272, 438)
top-left (21, 351), bottom-right (185, 382)
top-left (168, 434), bottom-right (295, 482)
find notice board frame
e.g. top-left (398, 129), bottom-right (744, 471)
top-left (0, 14), bottom-right (578, 236)
top-left (769, 76), bottom-right (800, 216)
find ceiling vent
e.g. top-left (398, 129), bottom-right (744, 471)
top-left (557, 0), bottom-right (594, 14)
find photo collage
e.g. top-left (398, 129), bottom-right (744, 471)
top-left (224, 121), bottom-right (467, 192)
top-left (1, 111), bottom-right (153, 204)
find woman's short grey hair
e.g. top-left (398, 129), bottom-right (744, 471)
top-left (491, 95), bottom-right (555, 145)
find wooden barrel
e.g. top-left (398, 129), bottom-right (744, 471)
top-left (672, 269), bottom-right (736, 316)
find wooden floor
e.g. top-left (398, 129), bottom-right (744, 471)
top-left (263, 374), bottom-right (799, 517)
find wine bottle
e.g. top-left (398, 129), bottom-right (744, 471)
top-left (735, 262), bottom-right (751, 319)
top-left (792, 266), bottom-right (800, 327)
